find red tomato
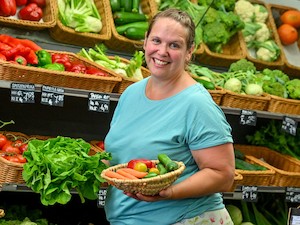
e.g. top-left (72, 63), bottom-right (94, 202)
top-left (13, 139), bottom-right (24, 148)
top-left (3, 155), bottom-right (21, 163)
top-left (127, 158), bottom-right (154, 169)
top-left (96, 140), bottom-right (105, 150)
top-left (0, 134), bottom-right (8, 149)
top-left (19, 143), bottom-right (28, 154)
top-left (280, 10), bottom-right (300, 28)
top-left (16, 154), bottom-right (27, 163)
top-left (2, 141), bottom-right (21, 154)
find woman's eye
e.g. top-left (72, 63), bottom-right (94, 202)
top-left (152, 38), bottom-right (160, 44)
top-left (170, 43), bottom-right (180, 49)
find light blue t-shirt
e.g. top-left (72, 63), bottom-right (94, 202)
top-left (104, 77), bottom-right (233, 225)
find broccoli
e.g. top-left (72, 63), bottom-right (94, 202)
top-left (262, 81), bottom-right (288, 98)
top-left (262, 68), bottom-right (290, 84)
top-left (197, 0), bottom-right (236, 12)
top-left (286, 79), bottom-right (300, 99)
top-left (229, 58), bottom-right (257, 73)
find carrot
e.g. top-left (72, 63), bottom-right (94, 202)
top-left (116, 169), bottom-right (139, 180)
top-left (118, 168), bottom-right (148, 178)
top-left (105, 170), bottom-right (128, 180)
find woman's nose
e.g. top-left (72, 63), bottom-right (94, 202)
top-left (157, 44), bottom-right (168, 56)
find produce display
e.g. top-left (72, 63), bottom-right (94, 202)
top-left (234, 149), bottom-right (267, 171)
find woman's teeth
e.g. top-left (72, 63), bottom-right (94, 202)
top-left (154, 58), bottom-right (168, 65)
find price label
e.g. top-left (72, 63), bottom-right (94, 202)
top-left (10, 83), bottom-right (35, 104)
top-left (41, 85), bottom-right (64, 107)
top-left (240, 110), bottom-right (257, 126)
top-left (242, 186), bottom-right (258, 202)
top-left (282, 117), bottom-right (297, 136)
top-left (288, 208), bottom-right (300, 225)
top-left (97, 187), bottom-right (107, 208)
top-left (286, 187), bottom-right (300, 203)
top-left (88, 92), bottom-right (110, 113)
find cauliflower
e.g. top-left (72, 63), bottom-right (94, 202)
top-left (254, 4), bottom-right (268, 23)
top-left (256, 40), bottom-right (280, 62)
top-left (242, 22), bottom-right (262, 43)
top-left (254, 22), bottom-right (270, 42)
top-left (235, 0), bottom-right (255, 22)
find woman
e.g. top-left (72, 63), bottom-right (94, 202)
top-left (104, 8), bottom-right (235, 225)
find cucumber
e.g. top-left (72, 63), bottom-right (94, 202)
top-left (194, 78), bottom-right (215, 90)
top-left (234, 149), bottom-right (245, 160)
top-left (132, 0), bottom-right (140, 13)
top-left (110, 0), bottom-right (121, 12)
top-left (114, 11), bottom-right (148, 26)
top-left (157, 163), bottom-right (168, 175)
top-left (124, 27), bottom-right (147, 40)
top-left (157, 153), bottom-right (179, 172)
top-left (116, 21), bottom-right (148, 34)
top-left (235, 158), bottom-right (267, 171)
top-left (124, 0), bottom-right (133, 12)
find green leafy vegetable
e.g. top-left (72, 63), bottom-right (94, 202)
top-left (286, 79), bottom-right (300, 99)
top-left (23, 136), bottom-right (111, 206)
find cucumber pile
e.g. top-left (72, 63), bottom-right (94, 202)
top-left (110, 0), bottom-right (149, 40)
top-left (234, 149), bottom-right (267, 171)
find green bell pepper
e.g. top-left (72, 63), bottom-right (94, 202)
top-left (42, 63), bottom-right (65, 71)
top-left (36, 50), bottom-right (52, 66)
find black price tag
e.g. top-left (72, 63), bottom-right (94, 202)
top-left (282, 117), bottom-right (297, 136)
top-left (41, 85), bottom-right (64, 107)
top-left (242, 186), bottom-right (258, 202)
top-left (88, 92), bottom-right (110, 113)
top-left (240, 110), bottom-right (257, 126)
top-left (97, 187), bottom-right (107, 208)
top-left (10, 83), bottom-right (35, 104)
top-left (286, 187), bottom-right (300, 203)
top-left (288, 207), bottom-right (300, 225)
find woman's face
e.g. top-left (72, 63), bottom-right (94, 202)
top-left (144, 17), bottom-right (192, 79)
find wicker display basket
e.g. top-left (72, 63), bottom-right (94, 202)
top-left (235, 155), bottom-right (275, 187)
top-left (267, 4), bottom-right (300, 78)
top-left (0, 0), bottom-right (56, 30)
top-left (101, 160), bottom-right (185, 195)
top-left (0, 131), bottom-right (29, 185)
top-left (221, 90), bottom-right (271, 111)
top-left (208, 87), bottom-right (226, 105)
top-left (267, 95), bottom-right (300, 115)
top-left (49, 0), bottom-right (111, 47)
top-left (90, 140), bottom-right (104, 152)
top-left (0, 50), bottom-right (122, 93)
top-left (238, 0), bottom-right (285, 71)
top-left (228, 171), bottom-right (243, 192)
top-left (109, 56), bottom-right (151, 94)
top-left (234, 144), bottom-right (300, 187)
top-left (104, 0), bottom-right (156, 53)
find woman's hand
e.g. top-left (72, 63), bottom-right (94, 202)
top-left (123, 187), bottom-right (173, 202)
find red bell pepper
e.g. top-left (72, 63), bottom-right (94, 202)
top-left (51, 53), bottom-right (72, 70)
top-left (0, 0), bottom-right (17, 17)
top-left (27, 0), bottom-right (46, 8)
top-left (127, 159), bottom-right (155, 169)
top-left (16, 0), bottom-right (27, 6)
top-left (86, 67), bottom-right (109, 76)
top-left (18, 3), bottom-right (43, 21)
top-left (0, 53), bottom-right (6, 61)
top-left (68, 61), bottom-right (86, 73)
top-left (14, 55), bottom-right (27, 66)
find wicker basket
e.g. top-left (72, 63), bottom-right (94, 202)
top-left (235, 155), bottom-right (275, 187)
top-left (238, 0), bottom-right (285, 71)
top-left (90, 140), bottom-right (104, 152)
top-left (229, 171), bottom-right (243, 192)
top-left (234, 144), bottom-right (300, 187)
top-left (267, 4), bottom-right (300, 78)
top-left (104, 0), bottom-right (156, 53)
top-left (49, 0), bottom-right (111, 47)
top-left (221, 90), bottom-right (271, 111)
top-left (108, 56), bottom-right (151, 94)
top-left (267, 95), bottom-right (300, 115)
top-left (101, 160), bottom-right (185, 195)
top-left (0, 0), bottom-right (56, 30)
top-left (0, 50), bottom-right (122, 93)
top-left (209, 87), bottom-right (226, 105)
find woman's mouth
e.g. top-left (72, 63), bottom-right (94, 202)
top-left (153, 58), bottom-right (168, 66)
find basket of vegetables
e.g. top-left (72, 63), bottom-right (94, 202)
top-left (0, 40), bottom-right (122, 93)
top-left (235, 0), bottom-right (285, 70)
top-left (104, 0), bottom-right (156, 53)
top-left (0, 131), bottom-right (29, 185)
top-left (49, 0), bottom-right (111, 47)
top-left (101, 154), bottom-right (185, 196)
top-left (235, 144), bottom-right (300, 187)
top-left (0, 0), bottom-right (56, 30)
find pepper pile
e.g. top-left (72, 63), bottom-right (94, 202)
top-left (0, 0), bottom-right (45, 21)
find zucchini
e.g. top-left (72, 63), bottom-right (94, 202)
top-left (157, 163), bottom-right (168, 175)
top-left (124, 27), bottom-right (147, 40)
top-left (235, 158), bottom-right (267, 171)
top-left (132, 0), bottom-right (140, 13)
top-left (110, 0), bottom-right (121, 12)
top-left (194, 78), bottom-right (215, 90)
top-left (114, 11), bottom-right (148, 26)
top-left (124, 0), bottom-right (133, 12)
top-left (116, 21), bottom-right (148, 34)
top-left (158, 153), bottom-right (179, 172)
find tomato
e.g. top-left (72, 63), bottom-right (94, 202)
top-left (19, 143), bottom-right (28, 154)
top-left (13, 139), bottom-right (23, 148)
top-left (133, 162), bottom-right (148, 172)
top-left (0, 134), bottom-right (8, 149)
top-left (3, 155), bottom-right (21, 163)
top-left (127, 158), bottom-right (154, 169)
top-left (277, 24), bottom-right (298, 45)
top-left (16, 154), bottom-right (27, 163)
top-left (96, 140), bottom-right (105, 150)
top-left (280, 10), bottom-right (300, 28)
top-left (2, 141), bottom-right (21, 154)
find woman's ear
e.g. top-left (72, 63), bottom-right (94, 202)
top-left (143, 32), bottom-right (148, 50)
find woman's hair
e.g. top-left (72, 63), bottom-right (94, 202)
top-left (146, 8), bottom-right (195, 50)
